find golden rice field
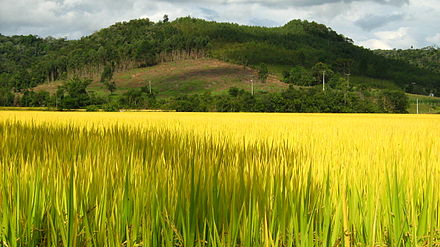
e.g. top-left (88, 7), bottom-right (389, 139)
top-left (0, 111), bottom-right (439, 246)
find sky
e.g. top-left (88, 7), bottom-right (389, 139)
top-left (0, 0), bottom-right (439, 50)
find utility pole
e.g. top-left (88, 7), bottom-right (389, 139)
top-left (148, 80), bottom-right (152, 94)
top-left (322, 71), bottom-right (326, 91)
top-left (417, 98), bottom-right (419, 114)
top-left (251, 79), bottom-right (254, 96)
top-left (346, 73), bottom-right (350, 89)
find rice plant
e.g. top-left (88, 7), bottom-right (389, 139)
top-left (0, 111), bottom-right (439, 246)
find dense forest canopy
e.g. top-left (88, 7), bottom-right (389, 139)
top-left (375, 46), bottom-right (440, 74)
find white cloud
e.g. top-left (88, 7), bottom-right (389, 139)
top-left (359, 39), bottom-right (392, 49)
top-left (426, 33), bottom-right (440, 45)
top-left (356, 27), bottom-right (416, 49)
top-left (375, 27), bottom-right (408, 40)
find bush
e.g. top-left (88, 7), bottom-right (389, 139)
top-left (102, 101), bottom-right (120, 112)
top-left (0, 87), bottom-right (15, 106)
top-left (86, 105), bottom-right (99, 112)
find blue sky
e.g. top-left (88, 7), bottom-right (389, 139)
top-left (1, 0), bottom-right (439, 49)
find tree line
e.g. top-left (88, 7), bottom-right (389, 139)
top-left (0, 75), bottom-right (408, 114)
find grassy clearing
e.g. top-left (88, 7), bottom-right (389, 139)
top-left (0, 112), bottom-right (439, 246)
top-left (34, 59), bottom-right (287, 97)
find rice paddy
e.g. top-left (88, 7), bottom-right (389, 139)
top-left (1, 111), bottom-right (439, 246)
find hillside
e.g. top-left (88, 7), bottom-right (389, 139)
top-left (34, 59), bottom-right (287, 97)
top-left (1, 17), bottom-right (439, 95)
top-left (374, 47), bottom-right (440, 95)
top-left (375, 47), bottom-right (440, 73)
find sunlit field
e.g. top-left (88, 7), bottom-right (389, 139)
top-left (1, 111), bottom-right (439, 246)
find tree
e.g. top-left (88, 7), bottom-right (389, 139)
top-left (163, 14), bottom-right (169, 23)
top-left (380, 90), bottom-right (409, 113)
top-left (284, 66), bottom-right (313, 86)
top-left (100, 65), bottom-right (113, 82)
top-left (57, 77), bottom-right (91, 109)
top-left (258, 63), bottom-right (268, 83)
top-left (228, 87), bottom-right (244, 97)
top-left (119, 89), bottom-right (144, 108)
top-left (104, 81), bottom-right (117, 95)
top-left (12, 69), bottom-right (32, 92)
top-left (100, 65), bottom-right (116, 95)
top-left (136, 40), bottom-right (157, 67)
top-left (312, 62), bottom-right (334, 86)
top-left (0, 87), bottom-right (14, 106)
top-left (333, 58), bottom-right (354, 74)
top-left (119, 86), bottom-right (156, 109)
top-left (20, 90), bottom-right (50, 107)
top-left (328, 76), bottom-right (349, 91)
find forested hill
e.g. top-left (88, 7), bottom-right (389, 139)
top-left (1, 17), bottom-right (439, 95)
top-left (375, 47), bottom-right (440, 75)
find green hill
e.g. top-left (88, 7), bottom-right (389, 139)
top-left (1, 17), bottom-right (439, 95)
